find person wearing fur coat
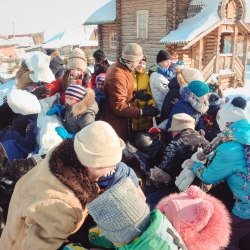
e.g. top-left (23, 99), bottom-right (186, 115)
top-left (161, 66), bottom-right (204, 121)
top-left (46, 84), bottom-right (98, 140)
top-left (0, 121), bottom-right (126, 250)
top-left (46, 49), bottom-right (65, 80)
top-left (166, 80), bottom-right (210, 141)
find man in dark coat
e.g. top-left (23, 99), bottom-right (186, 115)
top-left (46, 49), bottom-right (65, 79)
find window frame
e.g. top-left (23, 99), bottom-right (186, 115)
top-left (110, 32), bottom-right (117, 49)
top-left (137, 10), bottom-right (149, 40)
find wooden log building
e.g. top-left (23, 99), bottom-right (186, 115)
top-left (84, 0), bottom-right (250, 88)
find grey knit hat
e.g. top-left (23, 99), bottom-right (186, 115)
top-left (87, 178), bottom-right (150, 244)
top-left (122, 43), bottom-right (143, 62)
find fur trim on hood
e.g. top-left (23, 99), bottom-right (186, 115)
top-left (49, 139), bottom-right (99, 209)
top-left (71, 88), bottom-right (96, 117)
top-left (180, 86), bottom-right (209, 114)
top-left (175, 65), bottom-right (188, 87)
top-left (50, 51), bottom-right (61, 62)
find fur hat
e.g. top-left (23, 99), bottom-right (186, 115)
top-left (67, 48), bottom-right (87, 71)
top-left (95, 73), bottom-right (105, 84)
top-left (122, 43), bottom-right (143, 62)
top-left (156, 185), bottom-right (231, 250)
top-left (216, 96), bottom-right (247, 131)
top-left (87, 177), bottom-right (150, 244)
top-left (65, 84), bottom-right (86, 101)
top-left (15, 67), bottom-right (34, 90)
top-left (93, 49), bottom-right (105, 61)
top-left (187, 80), bottom-right (209, 98)
top-left (156, 50), bottom-right (170, 63)
top-left (74, 121), bottom-right (125, 168)
top-left (175, 66), bottom-right (204, 86)
top-left (168, 113), bottom-right (195, 132)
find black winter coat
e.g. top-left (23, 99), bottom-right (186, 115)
top-left (161, 77), bottom-right (181, 121)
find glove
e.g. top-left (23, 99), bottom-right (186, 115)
top-left (33, 81), bottom-right (49, 87)
top-left (55, 126), bottom-right (74, 140)
top-left (26, 123), bottom-right (35, 133)
top-left (135, 89), bottom-right (152, 101)
top-left (141, 104), bottom-right (160, 117)
top-left (46, 104), bottom-right (62, 116)
top-left (191, 147), bottom-right (207, 164)
top-left (33, 86), bottom-right (51, 99)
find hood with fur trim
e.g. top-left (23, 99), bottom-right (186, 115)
top-left (71, 88), bottom-right (98, 117)
top-left (49, 139), bottom-right (99, 208)
top-left (50, 51), bottom-right (61, 62)
top-left (180, 86), bottom-right (209, 114)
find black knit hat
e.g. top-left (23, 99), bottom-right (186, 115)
top-left (93, 49), bottom-right (105, 61)
top-left (156, 50), bottom-right (170, 63)
top-left (231, 96), bottom-right (246, 110)
top-left (142, 52), bottom-right (147, 62)
top-left (46, 49), bottom-right (56, 56)
top-left (209, 93), bottom-right (220, 105)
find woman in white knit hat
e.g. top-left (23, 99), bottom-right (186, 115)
top-left (0, 121), bottom-right (144, 249)
top-left (32, 48), bottom-right (90, 104)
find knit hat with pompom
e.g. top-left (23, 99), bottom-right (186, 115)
top-left (156, 185), bottom-right (231, 250)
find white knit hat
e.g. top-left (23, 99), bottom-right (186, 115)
top-left (67, 48), bottom-right (87, 71)
top-left (216, 97), bottom-right (247, 131)
top-left (74, 121), bottom-right (125, 168)
top-left (168, 113), bottom-right (195, 132)
top-left (122, 43), bottom-right (143, 61)
top-left (87, 177), bottom-right (150, 244)
top-left (181, 68), bottom-right (204, 84)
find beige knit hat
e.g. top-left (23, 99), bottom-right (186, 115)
top-left (67, 48), bottom-right (87, 71)
top-left (74, 121), bottom-right (125, 168)
top-left (122, 43), bottom-right (143, 62)
top-left (176, 66), bottom-right (204, 86)
top-left (15, 67), bottom-right (34, 90)
top-left (168, 113), bottom-right (195, 132)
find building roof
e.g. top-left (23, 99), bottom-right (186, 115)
top-left (0, 38), bottom-right (17, 47)
top-left (9, 36), bottom-right (34, 47)
top-left (159, 0), bottom-right (222, 45)
top-left (84, 0), bottom-right (116, 25)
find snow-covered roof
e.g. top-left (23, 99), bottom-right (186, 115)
top-left (159, 0), bottom-right (222, 44)
top-left (0, 38), bottom-right (17, 47)
top-left (79, 40), bottom-right (98, 47)
top-left (84, 0), bottom-right (116, 25)
top-left (9, 36), bottom-right (34, 47)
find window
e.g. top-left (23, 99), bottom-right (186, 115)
top-left (110, 32), bottom-right (117, 49)
top-left (137, 10), bottom-right (149, 39)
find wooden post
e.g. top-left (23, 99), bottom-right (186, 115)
top-left (242, 34), bottom-right (250, 83)
top-left (230, 25), bottom-right (238, 71)
top-left (214, 26), bottom-right (221, 73)
top-left (196, 39), bottom-right (203, 71)
top-left (191, 44), bottom-right (195, 68)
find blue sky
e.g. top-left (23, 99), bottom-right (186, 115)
top-left (0, 0), bottom-right (249, 36)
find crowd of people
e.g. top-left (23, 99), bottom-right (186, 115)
top-left (0, 42), bottom-right (249, 250)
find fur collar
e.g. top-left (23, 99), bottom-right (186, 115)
top-left (49, 139), bottom-right (99, 209)
top-left (50, 51), bottom-right (60, 62)
top-left (71, 88), bottom-right (96, 117)
top-left (180, 86), bottom-right (209, 114)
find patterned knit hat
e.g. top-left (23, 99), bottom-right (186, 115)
top-left (65, 84), bottom-right (86, 101)
top-left (87, 177), bottom-right (150, 244)
top-left (216, 96), bottom-right (247, 131)
top-left (156, 50), bottom-right (170, 63)
top-left (187, 80), bottom-right (209, 97)
top-left (95, 73), bottom-right (105, 84)
top-left (67, 48), bottom-right (87, 71)
top-left (122, 43), bottom-right (143, 62)
top-left (156, 185), bottom-right (231, 250)
top-left (74, 121), bottom-right (125, 168)
top-left (21, 60), bottom-right (29, 70)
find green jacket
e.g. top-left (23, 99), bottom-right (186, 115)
top-left (89, 209), bottom-right (187, 250)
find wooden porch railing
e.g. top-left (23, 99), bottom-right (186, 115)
top-left (202, 55), bottom-right (216, 81)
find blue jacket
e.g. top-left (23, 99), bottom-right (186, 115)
top-left (192, 118), bottom-right (250, 219)
top-left (166, 86), bottom-right (208, 132)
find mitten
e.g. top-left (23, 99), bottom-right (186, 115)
top-left (135, 89), bottom-right (152, 101)
top-left (150, 166), bottom-right (171, 183)
top-left (191, 147), bottom-right (207, 164)
top-left (55, 126), bottom-right (74, 140)
top-left (175, 159), bottom-right (196, 192)
top-left (32, 86), bottom-right (51, 99)
top-left (141, 104), bottom-right (160, 117)
top-left (46, 104), bottom-right (62, 116)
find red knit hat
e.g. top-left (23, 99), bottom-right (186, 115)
top-left (148, 127), bottom-right (163, 133)
top-left (156, 186), bottom-right (231, 250)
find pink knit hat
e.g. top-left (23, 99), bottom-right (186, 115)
top-left (156, 186), bottom-right (231, 250)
